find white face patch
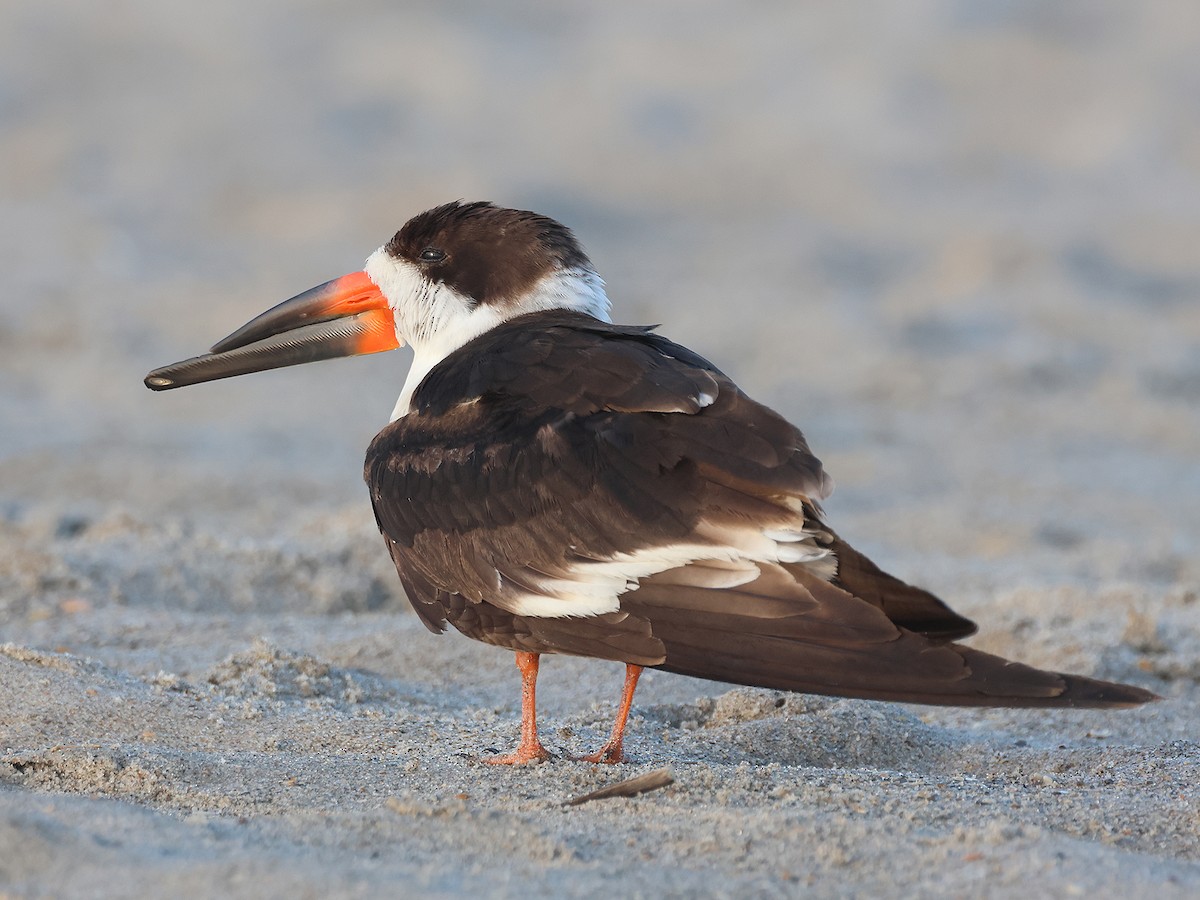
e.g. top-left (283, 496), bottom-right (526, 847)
top-left (365, 247), bottom-right (614, 421)
top-left (366, 249), bottom-right (508, 421)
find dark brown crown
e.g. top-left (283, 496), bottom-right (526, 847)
top-left (384, 202), bottom-right (592, 306)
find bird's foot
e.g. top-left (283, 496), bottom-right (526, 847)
top-left (573, 739), bottom-right (625, 765)
top-left (485, 741), bottom-right (552, 765)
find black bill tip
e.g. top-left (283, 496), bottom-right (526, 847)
top-left (145, 371), bottom-right (179, 390)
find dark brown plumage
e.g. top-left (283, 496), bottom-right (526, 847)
top-left (385, 201), bottom-right (591, 308)
top-left (146, 201), bottom-right (1159, 767)
top-left (366, 309), bottom-right (1156, 717)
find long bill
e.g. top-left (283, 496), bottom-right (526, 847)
top-left (144, 271), bottom-right (399, 391)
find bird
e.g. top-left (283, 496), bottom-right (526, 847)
top-left (145, 201), bottom-right (1158, 765)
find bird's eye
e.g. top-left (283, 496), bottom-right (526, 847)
top-left (418, 247), bottom-right (446, 263)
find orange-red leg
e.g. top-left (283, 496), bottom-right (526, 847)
top-left (577, 664), bottom-right (643, 764)
top-left (486, 651), bottom-right (552, 765)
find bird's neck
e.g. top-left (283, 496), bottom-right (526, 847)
top-left (388, 267), bottom-right (611, 422)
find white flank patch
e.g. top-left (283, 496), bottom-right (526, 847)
top-left (503, 519), bottom-right (837, 618)
top-left (365, 249), bottom-right (612, 421)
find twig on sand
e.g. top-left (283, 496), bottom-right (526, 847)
top-left (565, 768), bottom-right (674, 806)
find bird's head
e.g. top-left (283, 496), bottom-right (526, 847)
top-left (144, 201), bottom-right (610, 392)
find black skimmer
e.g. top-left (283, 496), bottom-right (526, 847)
top-left (146, 201), bottom-right (1158, 765)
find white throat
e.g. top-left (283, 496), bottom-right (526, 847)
top-left (364, 248), bottom-right (612, 421)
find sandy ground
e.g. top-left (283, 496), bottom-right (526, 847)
top-left (2, 1), bottom-right (1199, 896)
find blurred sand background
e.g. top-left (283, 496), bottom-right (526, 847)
top-left (1, 1), bottom-right (1198, 896)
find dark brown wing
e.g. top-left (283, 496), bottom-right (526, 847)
top-left (365, 310), bottom-right (1156, 708)
top-left (367, 310), bottom-right (834, 611)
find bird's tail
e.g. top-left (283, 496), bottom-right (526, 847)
top-left (650, 629), bottom-right (1158, 708)
top-left (626, 561), bottom-right (1159, 708)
